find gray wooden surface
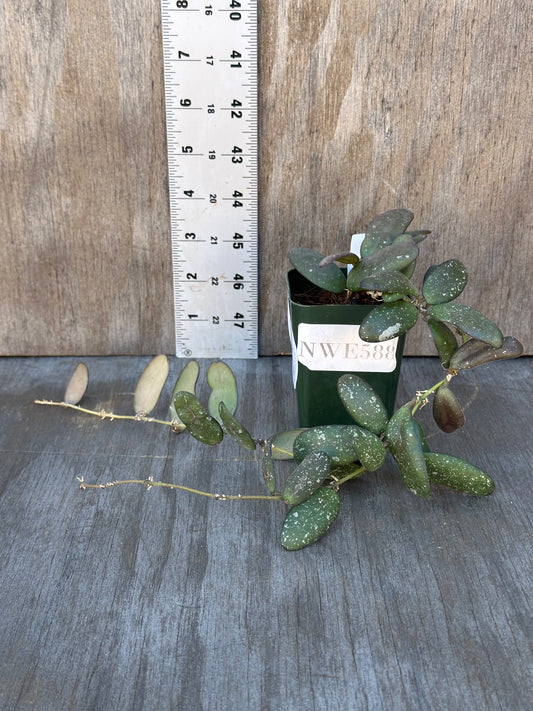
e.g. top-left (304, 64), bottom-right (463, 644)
top-left (1, 355), bottom-right (532, 710)
top-left (1, 0), bottom-right (532, 356)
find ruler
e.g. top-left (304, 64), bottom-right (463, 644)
top-left (160, 0), bottom-right (258, 358)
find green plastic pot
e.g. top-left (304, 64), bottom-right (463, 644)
top-left (288, 269), bottom-right (405, 427)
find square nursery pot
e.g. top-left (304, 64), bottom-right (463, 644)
top-left (288, 269), bottom-right (406, 427)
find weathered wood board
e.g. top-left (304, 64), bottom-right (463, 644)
top-left (1, 356), bottom-right (532, 709)
top-left (1, 1), bottom-right (531, 355)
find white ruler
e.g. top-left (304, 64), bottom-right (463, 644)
top-left (160, 0), bottom-right (258, 358)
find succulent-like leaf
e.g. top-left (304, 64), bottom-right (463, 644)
top-left (359, 301), bottom-right (419, 342)
top-left (271, 429), bottom-right (307, 460)
top-left (173, 391), bottom-right (223, 445)
top-left (281, 487), bottom-right (340, 550)
top-left (261, 440), bottom-right (277, 494)
top-left (319, 252), bottom-right (360, 267)
top-left (424, 452), bottom-right (494, 496)
top-left (382, 292), bottom-right (405, 303)
top-left (427, 318), bottom-right (458, 368)
top-left (449, 336), bottom-right (524, 371)
top-left (432, 385), bottom-right (465, 433)
top-left (386, 404), bottom-right (430, 497)
top-left (403, 229), bottom-right (431, 243)
top-left (346, 241), bottom-right (419, 291)
top-left (359, 270), bottom-right (419, 297)
top-left (207, 361), bottom-right (238, 421)
top-left (429, 303), bottom-right (503, 347)
top-left (288, 247), bottom-right (346, 293)
top-left (413, 419), bottom-right (431, 453)
top-left (218, 402), bottom-right (256, 450)
top-left (169, 360), bottom-right (200, 423)
top-left (64, 362), bottom-right (89, 405)
top-left (293, 425), bottom-right (359, 466)
top-left (422, 259), bottom-right (468, 305)
top-left (360, 209), bottom-right (414, 257)
top-left (283, 451), bottom-right (331, 505)
top-left (337, 374), bottom-right (389, 435)
top-left (342, 425), bottom-right (386, 471)
top-left (133, 355), bottom-right (170, 416)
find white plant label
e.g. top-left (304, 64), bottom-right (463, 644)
top-left (296, 323), bottom-right (398, 373)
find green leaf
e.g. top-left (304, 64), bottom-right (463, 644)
top-left (293, 425), bottom-right (359, 466)
top-left (432, 385), bottom-right (465, 433)
top-left (261, 440), bottom-right (277, 494)
top-left (218, 402), bottom-right (256, 450)
top-left (319, 251), bottom-right (360, 267)
top-left (133, 355), bottom-right (170, 416)
top-left (271, 429), bottom-right (307, 460)
top-left (427, 318), bottom-right (458, 368)
top-left (359, 301), bottom-right (419, 342)
top-left (207, 361), bottom-right (238, 421)
top-left (342, 425), bottom-right (386, 471)
top-left (386, 404), bottom-right (430, 497)
top-left (169, 360), bottom-right (200, 423)
top-left (288, 247), bottom-right (346, 293)
top-left (360, 209), bottom-right (414, 257)
top-left (173, 391), bottom-right (223, 445)
top-left (283, 451), bottom-right (331, 505)
top-left (422, 259), bottom-right (468, 305)
top-left (64, 362), bottom-right (89, 405)
top-left (346, 240), bottom-right (419, 291)
top-left (429, 303), bottom-right (503, 347)
top-left (359, 270), bottom-right (419, 297)
top-left (337, 374), bottom-right (389, 435)
top-left (449, 336), bottom-right (524, 370)
top-left (403, 229), bottom-right (431, 243)
top-left (424, 452), bottom-right (494, 496)
top-left (281, 487), bottom-right (340, 550)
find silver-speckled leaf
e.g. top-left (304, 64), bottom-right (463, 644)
top-left (342, 425), bottom-right (386, 471)
top-left (218, 401), bottom-right (256, 450)
top-left (359, 301), bottom-right (418, 342)
top-left (337, 374), bottom-right (389, 435)
top-left (427, 318), bottom-right (458, 368)
top-left (133, 355), bottom-right (170, 416)
top-left (360, 209), bottom-right (414, 257)
top-left (173, 391), bottom-right (223, 445)
top-left (429, 303), bottom-right (503, 348)
top-left (432, 386), bottom-right (465, 433)
top-left (207, 361), bottom-right (238, 421)
top-left (288, 247), bottom-right (346, 293)
top-left (386, 404), bottom-right (430, 498)
top-left (281, 487), bottom-right (340, 550)
top-left (262, 440), bottom-right (277, 495)
top-left (346, 241), bottom-right (419, 291)
top-left (64, 362), bottom-right (89, 405)
top-left (359, 270), bottom-right (419, 297)
top-left (449, 336), bottom-right (524, 370)
top-left (425, 452), bottom-right (494, 496)
top-left (422, 259), bottom-right (468, 305)
top-left (271, 429), bottom-right (307, 460)
top-left (293, 425), bottom-right (359, 466)
top-left (169, 360), bottom-right (200, 423)
top-left (283, 451), bottom-right (331, 505)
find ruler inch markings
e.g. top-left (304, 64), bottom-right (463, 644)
top-left (161, 0), bottom-right (258, 359)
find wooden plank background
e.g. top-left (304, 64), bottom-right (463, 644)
top-left (1, 0), bottom-right (532, 356)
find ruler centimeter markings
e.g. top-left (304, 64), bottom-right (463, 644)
top-left (160, 0), bottom-right (258, 358)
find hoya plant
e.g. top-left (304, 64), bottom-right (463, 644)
top-left (288, 208), bottom-right (516, 357)
top-left (38, 332), bottom-right (522, 550)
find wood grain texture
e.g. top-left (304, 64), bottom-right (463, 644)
top-left (0, 0), bottom-right (174, 355)
top-left (1, 1), bottom-right (531, 355)
top-left (1, 356), bottom-right (532, 710)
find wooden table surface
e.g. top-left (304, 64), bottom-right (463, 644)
top-left (1, 356), bottom-right (532, 711)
